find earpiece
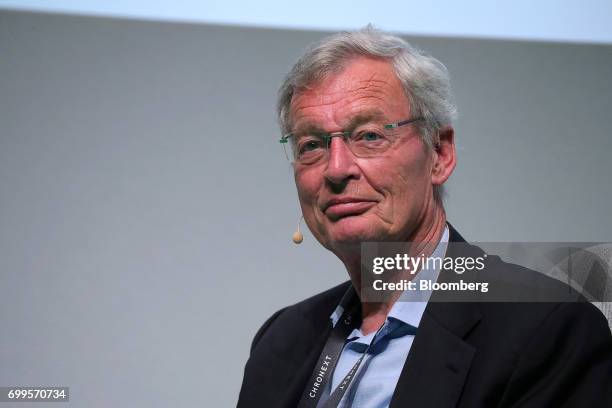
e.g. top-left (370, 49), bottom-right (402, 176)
top-left (292, 215), bottom-right (304, 244)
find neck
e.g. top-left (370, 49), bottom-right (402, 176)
top-left (339, 205), bottom-right (447, 335)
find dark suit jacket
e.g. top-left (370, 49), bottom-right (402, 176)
top-left (238, 226), bottom-right (612, 407)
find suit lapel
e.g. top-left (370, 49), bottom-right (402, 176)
top-left (390, 223), bottom-right (482, 407)
top-left (389, 301), bottom-right (480, 407)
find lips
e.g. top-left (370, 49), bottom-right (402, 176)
top-left (323, 197), bottom-right (377, 220)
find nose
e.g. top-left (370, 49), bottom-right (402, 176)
top-left (323, 136), bottom-right (360, 185)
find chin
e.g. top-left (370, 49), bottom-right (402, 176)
top-left (325, 216), bottom-right (385, 244)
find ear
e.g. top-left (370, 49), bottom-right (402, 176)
top-left (431, 126), bottom-right (456, 186)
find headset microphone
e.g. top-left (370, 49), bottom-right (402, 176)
top-left (292, 215), bottom-right (304, 244)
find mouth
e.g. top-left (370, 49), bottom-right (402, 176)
top-left (323, 198), bottom-right (377, 220)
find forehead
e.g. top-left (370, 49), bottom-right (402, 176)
top-left (289, 57), bottom-right (410, 129)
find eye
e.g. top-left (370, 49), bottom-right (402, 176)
top-left (350, 127), bottom-right (392, 156)
top-left (362, 132), bottom-right (382, 141)
top-left (297, 137), bottom-right (324, 154)
top-left (353, 130), bottom-right (386, 143)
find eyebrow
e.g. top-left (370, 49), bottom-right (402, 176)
top-left (292, 109), bottom-right (389, 135)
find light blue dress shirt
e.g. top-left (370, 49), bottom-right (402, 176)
top-left (319, 226), bottom-right (449, 408)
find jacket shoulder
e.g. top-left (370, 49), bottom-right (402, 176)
top-left (250, 280), bottom-right (351, 353)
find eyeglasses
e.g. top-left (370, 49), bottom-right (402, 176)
top-left (279, 117), bottom-right (424, 165)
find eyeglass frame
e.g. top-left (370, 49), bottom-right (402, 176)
top-left (279, 117), bottom-right (425, 164)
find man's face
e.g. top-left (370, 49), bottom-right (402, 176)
top-left (290, 57), bottom-right (437, 252)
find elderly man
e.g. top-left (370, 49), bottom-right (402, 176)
top-left (238, 28), bottom-right (612, 407)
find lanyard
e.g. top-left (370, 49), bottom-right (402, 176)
top-left (297, 289), bottom-right (383, 408)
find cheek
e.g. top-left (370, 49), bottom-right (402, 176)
top-left (367, 150), bottom-right (432, 204)
top-left (395, 145), bottom-right (433, 186)
top-left (295, 168), bottom-right (322, 206)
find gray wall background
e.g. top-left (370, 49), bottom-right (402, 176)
top-left (1, 10), bottom-right (611, 407)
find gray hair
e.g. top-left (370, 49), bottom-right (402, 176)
top-left (277, 26), bottom-right (457, 150)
